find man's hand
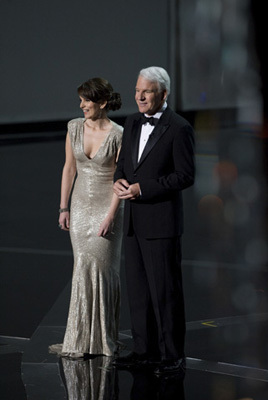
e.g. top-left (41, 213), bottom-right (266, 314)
top-left (114, 179), bottom-right (140, 200)
top-left (113, 179), bottom-right (130, 195)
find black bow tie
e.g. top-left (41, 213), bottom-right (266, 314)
top-left (140, 115), bottom-right (158, 126)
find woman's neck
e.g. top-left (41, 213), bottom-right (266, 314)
top-left (85, 115), bottom-right (110, 131)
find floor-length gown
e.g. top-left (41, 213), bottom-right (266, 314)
top-left (50, 118), bottom-right (123, 357)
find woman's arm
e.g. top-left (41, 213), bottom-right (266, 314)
top-left (98, 146), bottom-right (122, 237)
top-left (59, 133), bottom-right (77, 231)
top-left (97, 193), bottom-right (121, 237)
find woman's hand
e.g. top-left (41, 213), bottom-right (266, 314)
top-left (97, 215), bottom-right (114, 237)
top-left (59, 211), bottom-right (70, 231)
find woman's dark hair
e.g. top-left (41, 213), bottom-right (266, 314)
top-left (77, 77), bottom-right (122, 111)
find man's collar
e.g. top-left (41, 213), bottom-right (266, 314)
top-left (144, 102), bottom-right (167, 119)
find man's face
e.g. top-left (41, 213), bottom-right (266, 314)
top-left (135, 75), bottom-right (167, 115)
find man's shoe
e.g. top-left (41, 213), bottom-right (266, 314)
top-left (112, 352), bottom-right (148, 368)
top-left (154, 357), bottom-right (186, 378)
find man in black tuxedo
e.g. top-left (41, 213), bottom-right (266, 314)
top-left (113, 66), bottom-right (195, 375)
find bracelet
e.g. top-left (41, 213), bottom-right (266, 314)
top-left (59, 208), bottom-right (69, 213)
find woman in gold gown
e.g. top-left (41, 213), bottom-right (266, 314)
top-left (50, 78), bottom-right (123, 358)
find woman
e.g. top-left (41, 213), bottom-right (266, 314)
top-left (49, 77), bottom-right (123, 358)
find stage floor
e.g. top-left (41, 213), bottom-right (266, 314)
top-left (1, 279), bottom-right (268, 399)
top-left (0, 129), bottom-right (268, 399)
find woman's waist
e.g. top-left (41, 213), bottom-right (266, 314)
top-left (75, 173), bottom-right (114, 185)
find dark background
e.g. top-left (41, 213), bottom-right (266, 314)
top-left (0, 0), bottom-right (267, 348)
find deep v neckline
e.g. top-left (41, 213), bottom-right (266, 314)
top-left (82, 119), bottom-right (113, 160)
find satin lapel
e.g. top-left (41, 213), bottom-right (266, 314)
top-left (136, 121), bottom-right (169, 169)
top-left (131, 119), bottom-right (142, 170)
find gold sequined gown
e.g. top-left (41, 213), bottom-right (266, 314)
top-left (50, 118), bottom-right (123, 357)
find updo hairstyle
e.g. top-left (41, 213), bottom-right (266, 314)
top-left (77, 77), bottom-right (122, 111)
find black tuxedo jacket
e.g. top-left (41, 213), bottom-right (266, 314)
top-left (114, 106), bottom-right (195, 238)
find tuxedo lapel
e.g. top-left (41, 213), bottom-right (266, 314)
top-left (135, 108), bottom-right (171, 170)
top-left (137, 123), bottom-right (168, 167)
top-left (131, 118), bottom-right (142, 170)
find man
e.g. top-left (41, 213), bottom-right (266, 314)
top-left (113, 66), bottom-right (195, 376)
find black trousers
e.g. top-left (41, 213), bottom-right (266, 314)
top-left (124, 234), bottom-right (185, 361)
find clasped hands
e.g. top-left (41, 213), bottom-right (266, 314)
top-left (113, 179), bottom-right (140, 200)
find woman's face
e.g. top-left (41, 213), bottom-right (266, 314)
top-left (79, 96), bottom-right (102, 120)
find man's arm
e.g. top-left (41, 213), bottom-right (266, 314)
top-left (138, 124), bottom-right (195, 200)
top-left (114, 116), bottom-right (132, 182)
top-left (113, 116), bottom-right (142, 200)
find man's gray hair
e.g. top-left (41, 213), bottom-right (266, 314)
top-left (139, 66), bottom-right (170, 96)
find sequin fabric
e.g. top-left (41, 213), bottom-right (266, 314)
top-left (50, 118), bottom-right (123, 357)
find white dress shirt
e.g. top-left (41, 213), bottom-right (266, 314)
top-left (138, 102), bottom-right (167, 161)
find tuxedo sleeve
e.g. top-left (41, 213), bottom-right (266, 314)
top-left (139, 124), bottom-right (195, 200)
top-left (113, 118), bottom-right (131, 182)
